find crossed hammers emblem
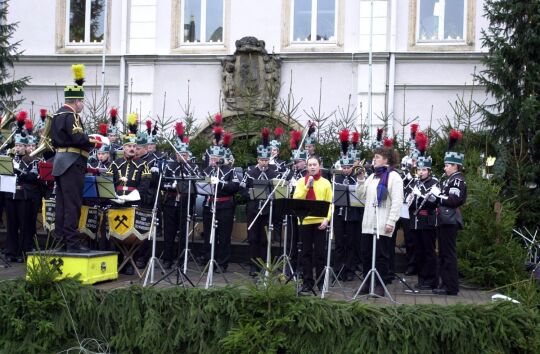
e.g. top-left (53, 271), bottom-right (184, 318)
top-left (114, 214), bottom-right (129, 229)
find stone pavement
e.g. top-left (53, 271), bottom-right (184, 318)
top-left (1, 260), bottom-right (495, 306)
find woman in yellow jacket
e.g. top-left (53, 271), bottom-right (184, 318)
top-left (293, 156), bottom-right (333, 293)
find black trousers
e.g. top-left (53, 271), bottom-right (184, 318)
top-left (162, 201), bottom-right (189, 262)
top-left (402, 218), bottom-right (416, 270)
top-left (333, 217), bottom-right (360, 274)
top-left (203, 205), bottom-right (235, 269)
top-left (55, 161), bottom-right (85, 246)
top-left (247, 210), bottom-right (269, 264)
top-left (411, 228), bottom-right (437, 287)
top-left (5, 198), bottom-right (35, 257)
top-left (361, 233), bottom-right (392, 284)
top-left (299, 223), bottom-right (326, 287)
top-left (438, 225), bottom-right (459, 293)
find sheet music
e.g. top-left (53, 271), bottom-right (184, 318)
top-left (0, 175), bottom-right (16, 193)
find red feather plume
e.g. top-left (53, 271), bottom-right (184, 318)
top-left (146, 119), bottom-right (152, 133)
top-left (213, 126), bottom-right (223, 144)
top-left (415, 131), bottom-right (428, 154)
top-left (25, 119), bottom-right (33, 130)
top-left (410, 123), bottom-right (419, 134)
top-left (339, 129), bottom-right (349, 142)
top-left (222, 132), bottom-right (232, 147)
top-left (352, 131), bottom-right (360, 147)
top-left (261, 127), bottom-right (270, 147)
top-left (291, 130), bottom-right (302, 143)
top-left (182, 136), bottom-right (189, 144)
top-left (109, 107), bottom-right (118, 118)
top-left (17, 111), bottom-right (27, 122)
top-left (99, 123), bottom-right (108, 135)
top-left (383, 137), bottom-right (394, 148)
top-left (39, 108), bottom-right (47, 119)
top-left (175, 122), bottom-right (184, 138)
top-left (215, 113), bottom-right (222, 125)
top-left (274, 127), bottom-right (283, 139)
top-left (448, 129), bottom-right (463, 150)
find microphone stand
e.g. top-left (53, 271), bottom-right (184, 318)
top-left (352, 194), bottom-right (395, 302)
top-left (197, 163), bottom-right (228, 289)
top-left (143, 159), bottom-right (166, 286)
top-left (315, 173), bottom-right (346, 299)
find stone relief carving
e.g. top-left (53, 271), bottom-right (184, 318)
top-left (221, 36), bottom-right (281, 113)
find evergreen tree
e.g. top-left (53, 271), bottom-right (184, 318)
top-left (476, 0), bottom-right (540, 225)
top-left (0, 0), bottom-right (30, 107)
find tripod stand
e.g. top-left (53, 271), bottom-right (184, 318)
top-left (197, 166), bottom-right (229, 289)
top-left (151, 175), bottom-right (198, 287)
top-left (275, 214), bottom-right (295, 279)
top-left (142, 160), bottom-right (166, 286)
top-left (352, 200), bottom-right (395, 302)
top-left (315, 174), bottom-right (346, 299)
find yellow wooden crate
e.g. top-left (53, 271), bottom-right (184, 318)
top-left (26, 251), bottom-right (118, 285)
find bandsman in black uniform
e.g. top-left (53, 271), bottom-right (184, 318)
top-left (201, 128), bottom-right (239, 273)
top-left (107, 118), bottom-right (152, 274)
top-left (269, 126), bottom-right (287, 174)
top-left (4, 116), bottom-right (40, 262)
top-left (407, 131), bottom-right (439, 290)
top-left (241, 128), bottom-right (280, 276)
top-left (431, 129), bottom-right (467, 296)
top-left (107, 108), bottom-right (122, 160)
top-left (161, 122), bottom-right (200, 269)
top-left (146, 120), bottom-right (165, 162)
top-left (333, 130), bottom-right (363, 281)
top-left (51, 64), bottom-right (101, 252)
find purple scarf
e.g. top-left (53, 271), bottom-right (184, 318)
top-left (374, 166), bottom-right (391, 206)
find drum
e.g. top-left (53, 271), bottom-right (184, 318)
top-left (41, 199), bottom-right (101, 239)
top-left (106, 207), bottom-right (153, 244)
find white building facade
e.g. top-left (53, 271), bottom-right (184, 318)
top-left (7, 0), bottom-right (490, 138)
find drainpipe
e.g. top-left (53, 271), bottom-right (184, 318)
top-left (387, 0), bottom-right (397, 136)
top-left (118, 0), bottom-right (129, 124)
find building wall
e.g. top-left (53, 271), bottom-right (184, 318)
top-left (7, 0), bottom-right (491, 139)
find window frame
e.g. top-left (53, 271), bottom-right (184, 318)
top-left (415, 0), bottom-right (467, 44)
top-left (179, 0), bottom-right (225, 47)
top-left (408, 0), bottom-right (475, 51)
top-left (65, 0), bottom-right (106, 48)
top-left (290, 0), bottom-right (338, 44)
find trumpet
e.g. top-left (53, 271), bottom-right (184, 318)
top-left (351, 159), bottom-right (366, 176)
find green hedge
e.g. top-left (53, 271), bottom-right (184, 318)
top-left (1, 279), bottom-right (539, 354)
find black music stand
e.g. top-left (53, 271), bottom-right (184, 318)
top-left (274, 198), bottom-right (330, 296)
top-left (249, 180), bottom-right (274, 276)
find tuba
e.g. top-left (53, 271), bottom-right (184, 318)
top-left (30, 113), bottom-right (54, 157)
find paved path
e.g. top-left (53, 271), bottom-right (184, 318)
top-left (1, 261), bottom-right (495, 305)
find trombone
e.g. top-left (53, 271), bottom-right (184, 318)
top-left (30, 113), bottom-right (54, 157)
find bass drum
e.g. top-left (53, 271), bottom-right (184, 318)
top-left (193, 195), bottom-right (205, 222)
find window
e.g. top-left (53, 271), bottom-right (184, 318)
top-left (66, 0), bottom-right (105, 46)
top-left (417, 0), bottom-right (466, 43)
top-left (291, 0), bottom-right (336, 42)
top-left (182, 0), bottom-right (223, 44)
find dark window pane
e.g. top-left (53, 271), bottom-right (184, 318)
top-left (184, 0), bottom-right (201, 42)
top-left (206, 0), bottom-right (223, 42)
top-left (419, 0), bottom-right (438, 40)
top-left (293, 0), bottom-right (311, 41)
top-left (90, 0), bottom-right (105, 42)
top-left (317, 0), bottom-right (335, 41)
top-left (69, 0), bottom-right (86, 43)
top-left (444, 0), bottom-right (464, 40)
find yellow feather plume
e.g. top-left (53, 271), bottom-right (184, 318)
top-left (71, 64), bottom-right (85, 81)
top-left (127, 113), bottom-right (138, 126)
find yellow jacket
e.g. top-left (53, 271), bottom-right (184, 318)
top-left (292, 176), bottom-right (333, 225)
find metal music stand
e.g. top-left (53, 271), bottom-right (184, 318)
top-left (274, 198), bottom-right (330, 296)
top-left (249, 179), bottom-right (274, 277)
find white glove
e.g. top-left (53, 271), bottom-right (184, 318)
top-left (406, 172), bottom-right (413, 180)
top-left (430, 186), bottom-right (441, 197)
top-left (119, 177), bottom-right (128, 183)
top-left (307, 176), bottom-right (314, 188)
top-left (150, 166), bottom-right (159, 173)
top-left (210, 176), bottom-right (219, 185)
top-left (290, 178), bottom-right (298, 188)
top-left (412, 186), bottom-right (422, 196)
top-left (240, 181), bottom-right (246, 189)
top-left (172, 181), bottom-right (177, 189)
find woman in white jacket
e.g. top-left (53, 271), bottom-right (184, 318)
top-left (356, 140), bottom-right (403, 295)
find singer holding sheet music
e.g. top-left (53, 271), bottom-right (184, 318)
top-left (293, 155), bottom-right (332, 293)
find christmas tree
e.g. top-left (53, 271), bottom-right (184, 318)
top-left (476, 0), bottom-right (540, 225)
top-left (0, 0), bottom-right (30, 108)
